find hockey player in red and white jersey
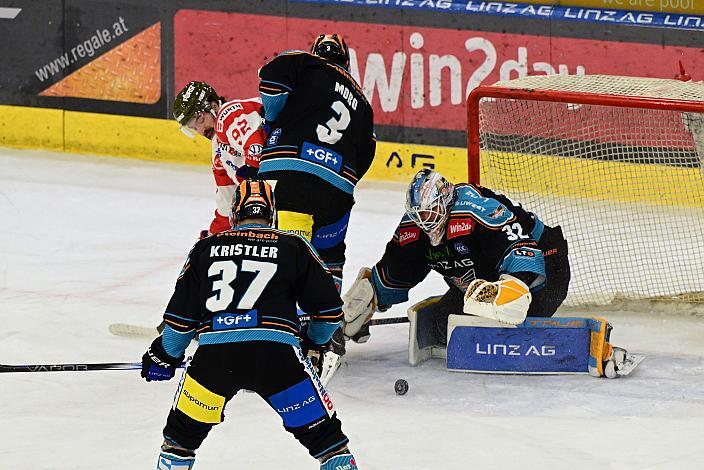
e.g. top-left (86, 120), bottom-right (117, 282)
top-left (173, 81), bottom-right (265, 235)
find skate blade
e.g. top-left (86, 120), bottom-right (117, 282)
top-left (617, 353), bottom-right (646, 377)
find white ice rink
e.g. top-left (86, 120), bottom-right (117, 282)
top-left (1, 148), bottom-right (703, 469)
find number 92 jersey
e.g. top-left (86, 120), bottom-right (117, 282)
top-left (162, 225), bottom-right (343, 343)
top-left (257, 51), bottom-right (376, 195)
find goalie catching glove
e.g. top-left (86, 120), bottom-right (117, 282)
top-left (463, 274), bottom-right (532, 326)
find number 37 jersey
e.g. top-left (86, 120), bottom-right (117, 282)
top-left (258, 52), bottom-right (376, 195)
top-left (162, 224), bottom-right (343, 343)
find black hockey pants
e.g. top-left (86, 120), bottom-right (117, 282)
top-left (162, 341), bottom-right (348, 459)
top-left (274, 172), bottom-right (354, 289)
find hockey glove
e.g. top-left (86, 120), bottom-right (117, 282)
top-left (300, 333), bottom-right (343, 386)
top-left (342, 268), bottom-right (378, 342)
top-left (300, 334), bottom-right (331, 376)
top-left (141, 336), bottom-right (184, 382)
top-left (463, 274), bottom-right (531, 325)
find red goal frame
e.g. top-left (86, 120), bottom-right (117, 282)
top-left (466, 84), bottom-right (704, 185)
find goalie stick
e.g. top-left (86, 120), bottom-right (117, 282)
top-left (108, 316), bottom-right (411, 339)
top-left (0, 361), bottom-right (186, 374)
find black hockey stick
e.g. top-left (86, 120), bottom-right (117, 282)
top-left (0, 361), bottom-right (187, 373)
top-left (370, 316), bottom-right (409, 326)
top-left (8, 320), bottom-right (412, 373)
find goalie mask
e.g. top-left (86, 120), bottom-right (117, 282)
top-left (231, 179), bottom-right (276, 227)
top-left (173, 81), bottom-right (220, 138)
top-left (405, 169), bottom-right (455, 246)
top-left (311, 34), bottom-right (350, 70)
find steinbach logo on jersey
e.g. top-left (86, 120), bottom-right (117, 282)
top-left (398, 227), bottom-right (420, 246)
top-left (447, 218), bottom-right (475, 239)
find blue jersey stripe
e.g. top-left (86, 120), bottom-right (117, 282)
top-left (258, 158), bottom-right (355, 194)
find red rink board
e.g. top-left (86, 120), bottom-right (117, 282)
top-left (174, 10), bottom-right (704, 133)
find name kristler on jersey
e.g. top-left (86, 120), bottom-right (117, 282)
top-left (334, 82), bottom-right (358, 110)
top-left (210, 244), bottom-right (278, 259)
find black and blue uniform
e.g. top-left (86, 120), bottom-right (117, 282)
top-left (158, 223), bottom-right (349, 459)
top-left (257, 51), bottom-right (376, 287)
top-left (372, 184), bottom-right (570, 345)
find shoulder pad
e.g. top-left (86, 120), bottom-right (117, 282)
top-left (451, 185), bottom-right (514, 228)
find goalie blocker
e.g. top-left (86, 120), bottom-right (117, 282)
top-left (409, 299), bottom-right (644, 378)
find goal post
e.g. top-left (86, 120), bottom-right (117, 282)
top-left (466, 74), bottom-right (704, 306)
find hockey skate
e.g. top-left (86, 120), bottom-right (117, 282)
top-left (604, 347), bottom-right (646, 378)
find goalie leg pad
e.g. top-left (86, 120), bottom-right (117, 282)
top-left (586, 317), bottom-right (644, 378)
top-left (446, 316), bottom-right (643, 376)
top-left (408, 296), bottom-right (443, 366)
top-left (408, 290), bottom-right (463, 365)
top-left (447, 315), bottom-right (590, 373)
top-left (587, 317), bottom-right (611, 378)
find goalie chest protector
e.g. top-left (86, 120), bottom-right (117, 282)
top-left (446, 316), bottom-right (592, 374)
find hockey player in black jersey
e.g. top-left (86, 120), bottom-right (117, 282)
top-left (257, 34), bottom-right (376, 305)
top-left (140, 179), bottom-right (359, 470)
top-left (342, 169), bottom-right (571, 346)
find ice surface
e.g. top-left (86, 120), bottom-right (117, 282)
top-left (1, 149), bottom-right (702, 469)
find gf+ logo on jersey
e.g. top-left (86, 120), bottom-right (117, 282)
top-left (308, 147), bottom-right (337, 165)
top-left (213, 311), bottom-right (258, 330)
top-left (302, 142), bottom-right (342, 172)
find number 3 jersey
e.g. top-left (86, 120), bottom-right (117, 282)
top-left (257, 51), bottom-right (376, 195)
top-left (161, 224), bottom-right (344, 352)
top-left (371, 184), bottom-right (548, 306)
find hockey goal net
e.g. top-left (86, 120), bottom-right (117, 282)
top-left (467, 74), bottom-right (704, 307)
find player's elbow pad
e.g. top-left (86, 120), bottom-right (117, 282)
top-left (463, 274), bottom-right (531, 325)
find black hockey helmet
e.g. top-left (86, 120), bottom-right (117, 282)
top-left (173, 81), bottom-right (220, 136)
top-left (311, 34), bottom-right (350, 70)
top-left (231, 179), bottom-right (276, 227)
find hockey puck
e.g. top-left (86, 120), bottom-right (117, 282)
top-left (394, 379), bottom-right (409, 395)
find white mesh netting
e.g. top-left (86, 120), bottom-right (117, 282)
top-left (473, 75), bottom-right (704, 306)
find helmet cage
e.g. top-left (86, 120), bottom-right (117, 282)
top-left (405, 170), bottom-right (454, 236)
